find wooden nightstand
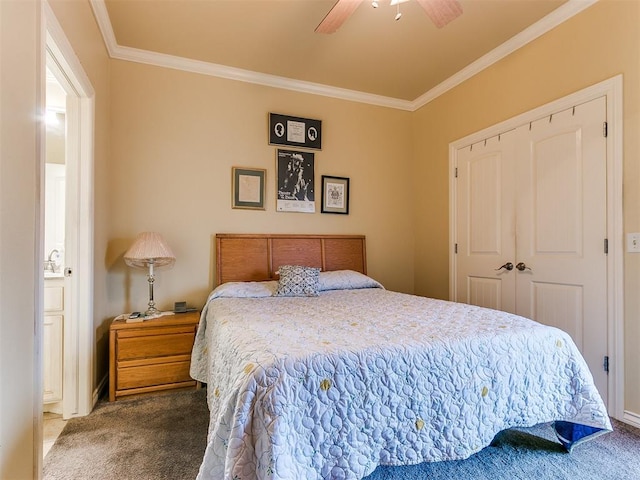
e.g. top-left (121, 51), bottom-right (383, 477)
top-left (109, 311), bottom-right (200, 401)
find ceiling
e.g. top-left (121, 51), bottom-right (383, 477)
top-left (100, 0), bottom-right (573, 103)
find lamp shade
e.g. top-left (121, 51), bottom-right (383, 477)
top-left (124, 232), bottom-right (176, 269)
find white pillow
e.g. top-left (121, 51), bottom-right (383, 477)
top-left (209, 280), bottom-right (278, 300)
top-left (318, 270), bottom-right (384, 291)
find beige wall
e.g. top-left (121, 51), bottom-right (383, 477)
top-left (106, 60), bottom-right (416, 318)
top-left (0, 1), bottom-right (41, 477)
top-left (412, 0), bottom-right (640, 412)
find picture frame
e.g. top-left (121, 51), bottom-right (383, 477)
top-left (276, 149), bottom-right (315, 213)
top-left (321, 175), bottom-right (350, 215)
top-left (269, 113), bottom-right (322, 150)
top-left (232, 167), bottom-right (266, 210)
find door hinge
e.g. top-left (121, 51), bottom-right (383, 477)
top-left (603, 355), bottom-right (609, 373)
top-left (454, 243), bottom-right (458, 254)
top-left (603, 121), bottom-right (608, 138)
top-left (455, 167), bottom-right (458, 178)
top-left (604, 238), bottom-right (608, 254)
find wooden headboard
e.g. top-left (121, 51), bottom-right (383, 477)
top-left (215, 234), bottom-right (366, 286)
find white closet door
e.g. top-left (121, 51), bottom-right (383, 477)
top-left (455, 130), bottom-right (517, 313)
top-left (515, 96), bottom-right (608, 399)
top-left (454, 96), bottom-right (608, 403)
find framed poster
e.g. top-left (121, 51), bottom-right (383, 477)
top-left (232, 167), bottom-right (266, 210)
top-left (269, 113), bottom-right (322, 150)
top-left (321, 175), bottom-right (350, 214)
top-left (276, 149), bottom-right (315, 213)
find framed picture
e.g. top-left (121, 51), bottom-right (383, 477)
top-left (269, 113), bottom-right (322, 150)
top-left (276, 149), bottom-right (315, 213)
top-left (232, 167), bottom-right (266, 210)
top-left (321, 175), bottom-right (350, 215)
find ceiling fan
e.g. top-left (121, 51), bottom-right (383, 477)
top-left (315, 0), bottom-right (463, 34)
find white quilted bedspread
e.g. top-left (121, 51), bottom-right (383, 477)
top-left (190, 286), bottom-right (610, 480)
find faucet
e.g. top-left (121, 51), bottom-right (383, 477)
top-left (44, 249), bottom-right (60, 272)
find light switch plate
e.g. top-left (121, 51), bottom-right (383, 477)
top-left (627, 233), bottom-right (640, 253)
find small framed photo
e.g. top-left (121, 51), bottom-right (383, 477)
top-left (232, 167), bottom-right (266, 210)
top-left (321, 175), bottom-right (349, 214)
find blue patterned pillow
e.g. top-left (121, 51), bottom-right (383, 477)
top-left (275, 265), bottom-right (321, 297)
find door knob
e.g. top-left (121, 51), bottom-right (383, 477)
top-left (516, 262), bottom-right (532, 272)
top-left (495, 262), bottom-right (514, 271)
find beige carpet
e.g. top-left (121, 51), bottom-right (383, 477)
top-left (43, 389), bottom-right (208, 480)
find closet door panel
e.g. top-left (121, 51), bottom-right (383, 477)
top-left (515, 96), bottom-right (608, 401)
top-left (532, 131), bottom-right (582, 255)
top-left (455, 132), bottom-right (516, 313)
top-left (531, 282), bottom-right (584, 350)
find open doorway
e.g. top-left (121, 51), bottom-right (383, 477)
top-left (42, 68), bottom-right (68, 457)
top-left (40, 2), bottom-right (96, 463)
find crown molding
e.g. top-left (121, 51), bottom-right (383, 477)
top-left (410, 0), bottom-right (598, 110)
top-left (89, 0), bottom-right (118, 57)
top-left (90, 0), bottom-right (597, 112)
top-left (114, 44), bottom-right (416, 111)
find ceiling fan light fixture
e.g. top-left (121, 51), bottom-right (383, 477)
top-left (316, 0), bottom-right (462, 34)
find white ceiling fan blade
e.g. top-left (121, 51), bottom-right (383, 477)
top-left (416, 0), bottom-right (463, 28)
top-left (315, 0), bottom-right (363, 34)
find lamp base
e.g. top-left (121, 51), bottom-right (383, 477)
top-left (146, 269), bottom-right (158, 316)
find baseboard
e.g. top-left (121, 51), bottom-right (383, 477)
top-left (93, 374), bottom-right (109, 406)
top-left (622, 410), bottom-right (640, 428)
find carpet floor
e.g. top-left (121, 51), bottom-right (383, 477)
top-left (43, 389), bottom-right (209, 480)
top-left (44, 389), bottom-right (640, 480)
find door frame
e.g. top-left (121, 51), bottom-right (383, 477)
top-left (43, 2), bottom-right (95, 420)
top-left (448, 76), bottom-right (624, 420)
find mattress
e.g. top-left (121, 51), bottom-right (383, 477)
top-left (190, 277), bottom-right (611, 480)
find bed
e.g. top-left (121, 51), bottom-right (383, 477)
top-left (190, 233), bottom-right (611, 480)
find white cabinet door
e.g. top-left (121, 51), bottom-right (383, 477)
top-left (43, 314), bottom-right (63, 404)
top-left (44, 281), bottom-right (64, 405)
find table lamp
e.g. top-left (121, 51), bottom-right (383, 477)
top-left (124, 232), bottom-right (176, 316)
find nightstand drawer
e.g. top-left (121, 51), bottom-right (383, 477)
top-left (117, 360), bottom-right (194, 390)
top-left (117, 328), bottom-right (196, 360)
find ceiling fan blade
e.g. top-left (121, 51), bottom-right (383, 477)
top-left (416, 0), bottom-right (463, 28)
top-left (315, 0), bottom-right (363, 34)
